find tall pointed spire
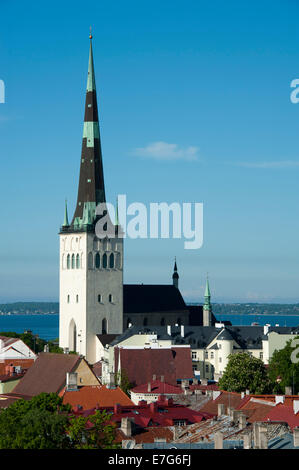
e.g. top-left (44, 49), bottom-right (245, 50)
top-left (62, 199), bottom-right (69, 227)
top-left (70, 32), bottom-right (106, 228)
top-left (172, 257), bottom-right (179, 289)
top-left (203, 274), bottom-right (212, 326)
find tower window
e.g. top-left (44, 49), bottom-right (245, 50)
top-left (95, 253), bottom-right (100, 269)
top-left (108, 294), bottom-right (113, 303)
top-left (76, 254), bottom-right (80, 269)
top-left (76, 295), bottom-right (79, 303)
top-left (98, 294), bottom-right (102, 303)
top-left (67, 295), bottom-right (70, 303)
top-left (102, 318), bottom-right (107, 335)
top-left (109, 253), bottom-right (114, 268)
top-left (102, 253), bottom-right (107, 269)
top-left (67, 254), bottom-right (70, 270)
top-left (71, 254), bottom-right (75, 269)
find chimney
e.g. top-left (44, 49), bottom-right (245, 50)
top-left (180, 325), bottom-right (185, 338)
top-left (66, 372), bottom-right (78, 391)
top-left (293, 400), bottom-right (299, 415)
top-left (241, 391), bottom-right (245, 399)
top-left (253, 423), bottom-right (267, 449)
top-left (243, 433), bottom-right (252, 449)
top-left (218, 403), bottom-right (225, 417)
top-left (107, 372), bottom-right (115, 389)
top-left (245, 389), bottom-right (250, 395)
top-left (293, 428), bottom-right (299, 447)
top-left (44, 344), bottom-right (49, 353)
top-left (275, 395), bottom-right (285, 405)
top-left (214, 431), bottom-right (223, 449)
top-left (152, 374), bottom-right (156, 381)
top-left (167, 325), bottom-right (171, 336)
top-left (263, 325), bottom-right (269, 335)
top-left (238, 412), bottom-right (247, 429)
top-left (147, 382), bottom-right (151, 392)
top-left (121, 417), bottom-right (134, 437)
top-left (285, 386), bottom-right (292, 395)
top-left (114, 403), bottom-right (121, 414)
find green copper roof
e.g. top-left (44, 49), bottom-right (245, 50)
top-left (87, 39), bottom-right (96, 92)
top-left (204, 277), bottom-right (211, 298)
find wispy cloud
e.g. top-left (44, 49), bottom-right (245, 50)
top-left (132, 141), bottom-right (199, 161)
top-left (235, 160), bottom-right (299, 169)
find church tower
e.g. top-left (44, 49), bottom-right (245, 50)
top-left (59, 35), bottom-right (123, 364)
top-left (172, 258), bottom-right (179, 289)
top-left (203, 275), bottom-right (212, 326)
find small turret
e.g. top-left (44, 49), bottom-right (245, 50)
top-left (172, 258), bottom-right (179, 289)
top-left (203, 274), bottom-right (212, 326)
top-left (62, 199), bottom-right (69, 228)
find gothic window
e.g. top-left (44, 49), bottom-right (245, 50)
top-left (109, 253), bottom-right (114, 268)
top-left (71, 254), bottom-right (75, 269)
top-left (95, 253), bottom-right (101, 269)
top-left (102, 253), bottom-right (107, 269)
top-left (67, 254), bottom-right (70, 269)
top-left (88, 252), bottom-right (93, 269)
top-left (116, 252), bottom-right (121, 269)
top-left (76, 254), bottom-right (80, 269)
top-left (102, 318), bottom-right (107, 334)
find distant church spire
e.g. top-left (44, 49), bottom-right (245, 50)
top-left (62, 199), bottom-right (69, 227)
top-left (172, 257), bottom-right (179, 289)
top-left (70, 33), bottom-right (106, 228)
top-left (203, 274), bottom-right (212, 326)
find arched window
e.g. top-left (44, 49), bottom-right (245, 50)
top-left (67, 254), bottom-right (70, 270)
top-left (161, 318), bottom-right (165, 326)
top-left (67, 295), bottom-right (70, 303)
top-left (95, 253), bottom-right (100, 269)
top-left (76, 254), bottom-right (80, 269)
top-left (88, 252), bottom-right (93, 269)
top-left (143, 317), bottom-right (148, 326)
top-left (109, 253), bottom-right (114, 268)
top-left (102, 253), bottom-right (107, 269)
top-left (102, 318), bottom-right (107, 334)
top-left (71, 254), bottom-right (75, 269)
top-left (76, 294), bottom-right (79, 303)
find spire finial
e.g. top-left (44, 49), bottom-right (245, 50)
top-left (89, 26), bottom-right (93, 40)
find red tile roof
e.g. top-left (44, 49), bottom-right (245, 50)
top-left (115, 346), bottom-right (193, 387)
top-left (0, 359), bottom-right (34, 376)
top-left (62, 385), bottom-right (134, 410)
top-left (264, 403), bottom-right (299, 430)
top-left (199, 391), bottom-right (246, 416)
top-left (131, 380), bottom-right (183, 395)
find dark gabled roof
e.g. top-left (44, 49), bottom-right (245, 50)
top-left (123, 284), bottom-right (188, 314)
top-left (96, 334), bottom-right (118, 347)
top-left (217, 328), bottom-right (235, 341)
top-left (12, 353), bottom-right (82, 397)
top-left (187, 305), bottom-right (217, 326)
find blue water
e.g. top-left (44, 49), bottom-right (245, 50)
top-left (216, 314), bottom-right (299, 327)
top-left (0, 313), bottom-right (298, 342)
top-left (0, 314), bottom-right (59, 341)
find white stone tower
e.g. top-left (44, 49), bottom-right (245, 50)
top-left (59, 35), bottom-right (123, 364)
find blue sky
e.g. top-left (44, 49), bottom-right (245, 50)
top-left (1, 0), bottom-right (299, 303)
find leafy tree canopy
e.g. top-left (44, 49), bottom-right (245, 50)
top-left (268, 336), bottom-right (299, 394)
top-left (218, 352), bottom-right (271, 394)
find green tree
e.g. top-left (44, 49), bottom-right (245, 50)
top-left (67, 410), bottom-right (119, 449)
top-left (115, 369), bottom-right (133, 396)
top-left (218, 352), bottom-right (271, 394)
top-left (268, 337), bottom-right (299, 394)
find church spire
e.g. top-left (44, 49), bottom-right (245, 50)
top-left (203, 274), bottom-right (212, 326)
top-left (62, 199), bottom-right (69, 227)
top-left (70, 33), bottom-right (106, 229)
top-left (172, 257), bottom-right (179, 289)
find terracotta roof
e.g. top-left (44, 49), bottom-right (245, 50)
top-left (62, 385), bottom-right (133, 410)
top-left (199, 391), bottom-right (245, 416)
top-left (12, 353), bottom-right (81, 397)
top-left (92, 361), bottom-right (102, 378)
top-left (264, 403), bottom-right (299, 430)
top-left (131, 380), bottom-right (183, 395)
top-left (115, 346), bottom-right (193, 387)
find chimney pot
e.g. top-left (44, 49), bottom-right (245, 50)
top-left (214, 431), bottom-right (223, 449)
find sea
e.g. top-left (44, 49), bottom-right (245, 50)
top-left (0, 313), bottom-right (299, 342)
